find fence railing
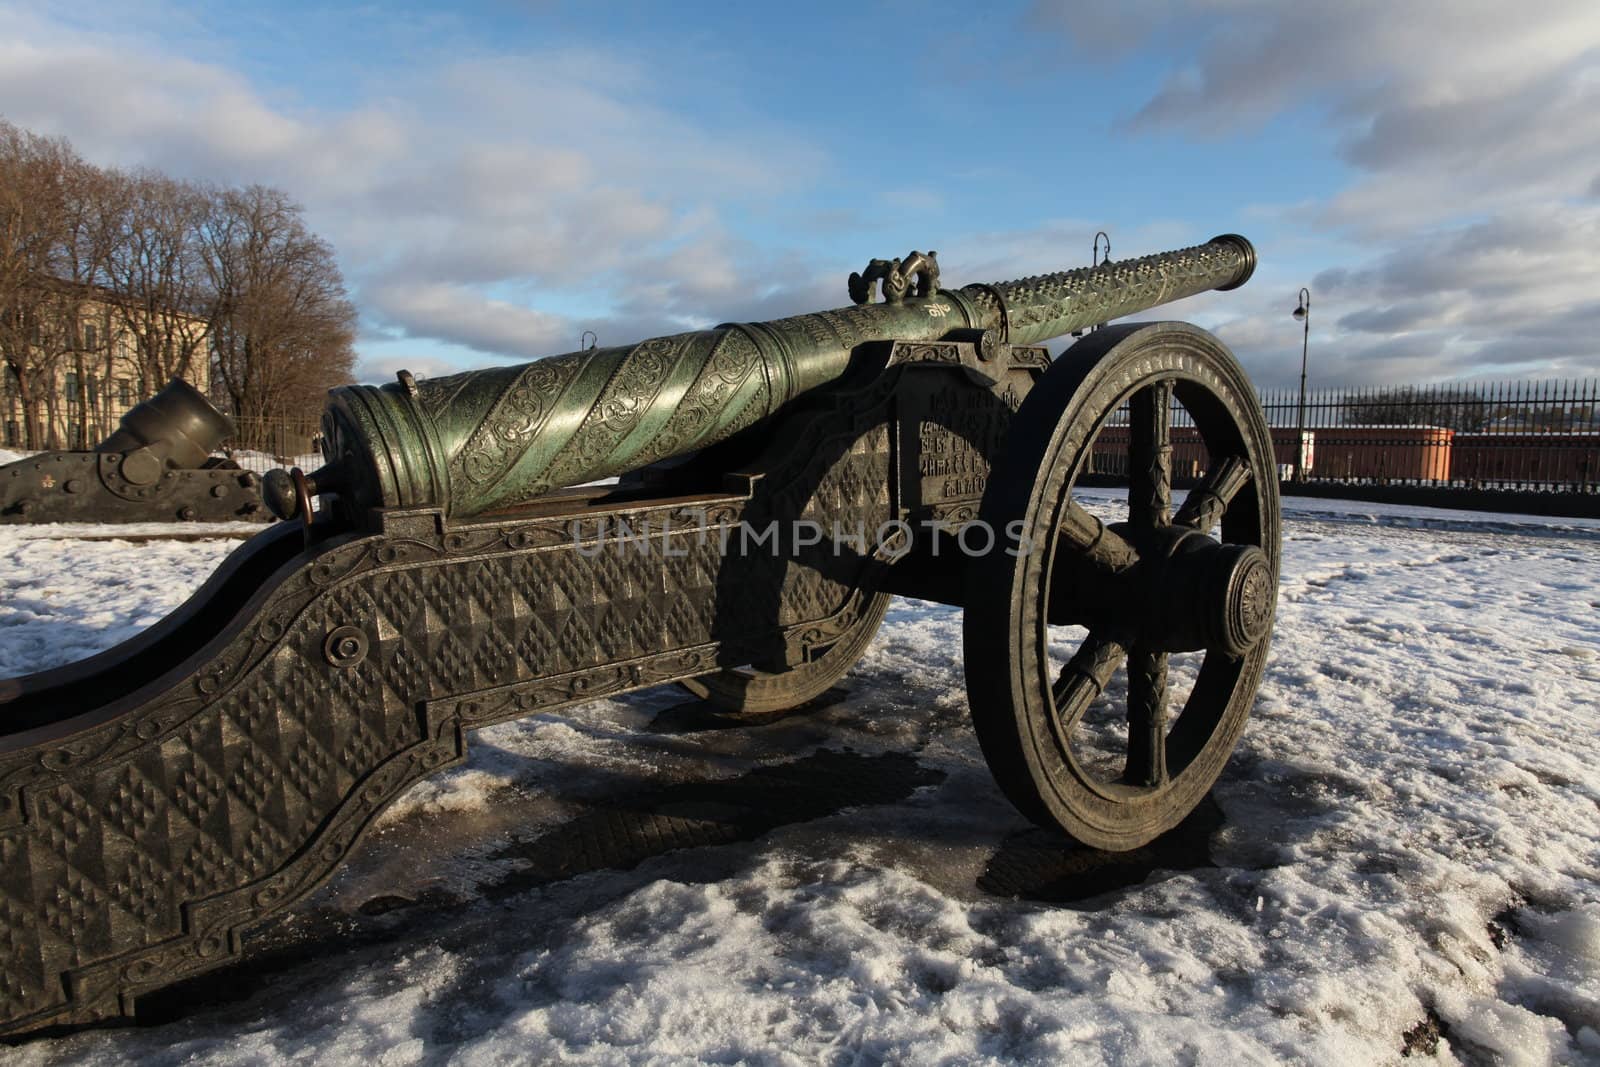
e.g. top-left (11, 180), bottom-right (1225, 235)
top-left (1089, 378), bottom-right (1600, 493)
top-left (223, 415), bottom-right (322, 474)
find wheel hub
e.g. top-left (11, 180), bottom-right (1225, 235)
top-left (1194, 540), bottom-right (1274, 656)
top-left (1051, 526), bottom-right (1274, 656)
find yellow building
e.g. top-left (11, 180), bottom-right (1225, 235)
top-left (0, 280), bottom-right (210, 450)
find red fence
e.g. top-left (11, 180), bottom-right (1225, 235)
top-left (1257, 378), bottom-right (1599, 491)
top-left (1450, 433), bottom-right (1600, 490)
top-left (1091, 425), bottom-right (1456, 483)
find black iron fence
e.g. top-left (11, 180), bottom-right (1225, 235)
top-left (1089, 378), bottom-right (1599, 494)
top-left (1258, 379), bottom-right (1599, 492)
top-left (221, 415), bottom-right (322, 474)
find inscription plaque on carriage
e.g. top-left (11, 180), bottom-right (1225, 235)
top-left (890, 340), bottom-right (1046, 521)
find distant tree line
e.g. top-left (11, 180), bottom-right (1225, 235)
top-left (1339, 385), bottom-right (1596, 433)
top-left (0, 118), bottom-right (356, 449)
top-left (1340, 386), bottom-right (1492, 431)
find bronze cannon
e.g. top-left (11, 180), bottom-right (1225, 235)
top-left (0, 235), bottom-right (1278, 1034)
top-left (0, 379), bottom-right (269, 523)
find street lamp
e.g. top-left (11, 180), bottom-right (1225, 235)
top-left (1089, 231), bottom-right (1112, 333)
top-left (1292, 287), bottom-right (1310, 481)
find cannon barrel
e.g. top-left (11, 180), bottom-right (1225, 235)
top-left (97, 377), bottom-right (235, 467)
top-left (94, 377), bottom-right (235, 490)
top-left (280, 234), bottom-right (1254, 521)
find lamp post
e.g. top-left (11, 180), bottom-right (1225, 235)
top-left (1090, 231), bottom-right (1111, 333)
top-left (1292, 287), bottom-right (1310, 481)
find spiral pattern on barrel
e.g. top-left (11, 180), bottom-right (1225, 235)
top-left (318, 235), bottom-right (1254, 519)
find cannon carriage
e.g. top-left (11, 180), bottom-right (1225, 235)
top-left (0, 378), bottom-right (269, 524)
top-left (0, 235), bottom-right (1278, 1034)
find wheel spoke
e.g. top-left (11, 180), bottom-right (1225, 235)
top-left (1129, 380), bottom-right (1173, 529)
top-left (1051, 632), bottom-right (1127, 731)
top-left (1174, 455), bottom-right (1251, 534)
top-left (1058, 502), bottom-right (1139, 573)
top-left (1124, 647), bottom-right (1169, 787)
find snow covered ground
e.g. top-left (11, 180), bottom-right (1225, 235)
top-left (0, 446), bottom-right (318, 473)
top-left (2, 494), bottom-right (1598, 1065)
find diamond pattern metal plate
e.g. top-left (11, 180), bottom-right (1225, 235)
top-left (0, 375), bottom-right (899, 1035)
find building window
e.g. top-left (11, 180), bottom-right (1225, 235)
top-left (65, 372), bottom-right (79, 403)
top-left (118, 378), bottom-right (133, 407)
top-left (86, 375), bottom-right (98, 407)
top-left (83, 323), bottom-right (97, 351)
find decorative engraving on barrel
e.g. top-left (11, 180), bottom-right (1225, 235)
top-left (450, 352), bottom-right (589, 491)
top-left (975, 239), bottom-right (1251, 346)
top-left (646, 331), bottom-right (768, 463)
top-left (524, 334), bottom-right (693, 498)
top-left (416, 370), bottom-right (475, 424)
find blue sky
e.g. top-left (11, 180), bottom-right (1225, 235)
top-left (3, 0), bottom-right (1598, 391)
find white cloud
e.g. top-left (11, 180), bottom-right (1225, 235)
top-left (0, 14), bottom-right (826, 364)
top-left (352, 353), bottom-right (473, 386)
top-left (6, 2), bottom-right (1598, 389)
top-left (1031, 0), bottom-right (1600, 385)
top-left (1030, 0), bottom-right (1600, 229)
top-left (362, 281), bottom-right (570, 360)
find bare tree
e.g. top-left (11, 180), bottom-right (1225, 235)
top-left (2, 120), bottom-right (358, 452)
top-left (1342, 386), bottom-right (1492, 432)
top-left (202, 184), bottom-right (356, 446)
top-left (53, 155), bottom-right (124, 446)
top-left (0, 120), bottom-right (73, 447)
top-left (103, 171), bottom-right (211, 399)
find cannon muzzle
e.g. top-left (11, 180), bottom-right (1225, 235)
top-left (274, 234), bottom-right (1254, 522)
top-left (97, 378), bottom-right (235, 486)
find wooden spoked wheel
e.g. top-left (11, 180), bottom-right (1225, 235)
top-left (679, 591), bottom-right (891, 714)
top-left (964, 322), bottom-right (1280, 851)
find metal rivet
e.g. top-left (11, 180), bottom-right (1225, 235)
top-left (324, 625), bottom-right (369, 668)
